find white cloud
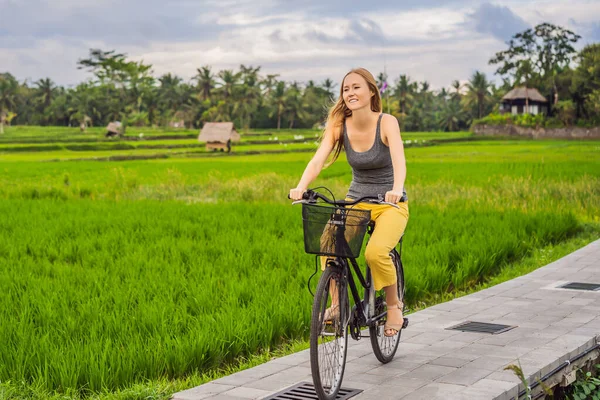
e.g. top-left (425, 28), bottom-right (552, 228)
top-left (509, 0), bottom-right (600, 26)
top-left (0, 38), bottom-right (91, 85)
top-left (499, 0), bottom-right (600, 46)
top-left (367, 8), bottom-right (469, 41)
top-left (1, 0), bottom-right (596, 89)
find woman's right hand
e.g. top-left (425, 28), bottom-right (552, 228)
top-left (289, 188), bottom-right (305, 201)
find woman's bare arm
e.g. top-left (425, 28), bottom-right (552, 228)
top-left (289, 125), bottom-right (338, 200)
top-left (381, 114), bottom-right (406, 203)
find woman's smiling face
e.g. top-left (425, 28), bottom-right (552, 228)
top-left (342, 73), bottom-right (373, 111)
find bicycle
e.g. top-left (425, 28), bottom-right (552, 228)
top-left (291, 188), bottom-right (408, 400)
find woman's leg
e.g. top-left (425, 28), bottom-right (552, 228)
top-left (384, 285), bottom-right (402, 335)
top-left (330, 279), bottom-right (339, 305)
top-left (364, 203), bottom-right (409, 335)
top-left (318, 257), bottom-right (340, 320)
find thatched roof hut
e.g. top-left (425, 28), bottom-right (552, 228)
top-left (502, 87), bottom-right (548, 103)
top-left (106, 121), bottom-right (122, 135)
top-left (500, 87), bottom-right (548, 116)
top-left (198, 122), bottom-right (240, 152)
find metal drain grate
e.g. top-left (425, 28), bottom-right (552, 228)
top-left (558, 282), bottom-right (600, 291)
top-left (264, 382), bottom-right (363, 400)
top-left (446, 321), bottom-right (516, 334)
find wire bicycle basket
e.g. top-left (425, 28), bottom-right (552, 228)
top-left (302, 203), bottom-right (371, 258)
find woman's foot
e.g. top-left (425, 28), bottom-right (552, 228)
top-left (323, 305), bottom-right (340, 323)
top-left (384, 302), bottom-right (407, 337)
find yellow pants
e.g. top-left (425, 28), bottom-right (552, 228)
top-left (321, 201), bottom-right (409, 290)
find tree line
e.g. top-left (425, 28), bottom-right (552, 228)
top-left (0, 23), bottom-right (598, 134)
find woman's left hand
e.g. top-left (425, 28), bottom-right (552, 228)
top-left (384, 190), bottom-right (403, 204)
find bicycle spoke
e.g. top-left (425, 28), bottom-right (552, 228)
top-left (317, 307), bottom-right (343, 392)
top-left (310, 268), bottom-right (348, 399)
top-left (369, 249), bottom-right (405, 364)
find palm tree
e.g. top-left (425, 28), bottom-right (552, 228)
top-left (216, 70), bottom-right (241, 100)
top-left (410, 81), bottom-right (436, 131)
top-left (234, 65), bottom-right (262, 128)
top-left (268, 81), bottom-right (287, 129)
top-left (158, 73), bottom-right (183, 121)
top-left (490, 84), bottom-right (507, 109)
top-left (240, 64), bottom-right (261, 87)
top-left (194, 66), bottom-right (215, 101)
top-left (261, 74), bottom-right (279, 97)
top-left (464, 71), bottom-right (492, 119)
top-left (321, 78), bottom-right (336, 101)
top-left (437, 98), bottom-right (467, 131)
top-left (285, 82), bottom-right (308, 129)
top-left (216, 69), bottom-right (241, 121)
top-left (394, 75), bottom-right (414, 115)
top-left (451, 80), bottom-right (462, 101)
top-left (174, 83), bottom-right (196, 127)
top-left (68, 82), bottom-right (98, 129)
top-left (140, 84), bottom-right (159, 126)
top-left (234, 83), bottom-right (260, 129)
top-left (302, 81), bottom-right (328, 127)
top-left (34, 78), bottom-right (57, 109)
top-left (46, 89), bottom-right (70, 126)
top-left (419, 81), bottom-right (434, 109)
top-left (0, 73), bottom-right (19, 133)
top-left (202, 100), bottom-right (231, 123)
top-left (437, 87), bottom-right (449, 101)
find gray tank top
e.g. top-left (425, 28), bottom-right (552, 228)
top-left (344, 114), bottom-right (407, 200)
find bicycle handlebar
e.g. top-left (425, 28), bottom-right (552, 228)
top-left (288, 189), bottom-right (403, 208)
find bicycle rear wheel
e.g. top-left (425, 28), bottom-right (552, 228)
top-left (310, 266), bottom-right (349, 400)
top-left (369, 248), bottom-right (405, 363)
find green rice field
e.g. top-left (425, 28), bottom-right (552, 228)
top-left (0, 125), bottom-right (598, 399)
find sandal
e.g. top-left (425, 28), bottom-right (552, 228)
top-left (384, 302), bottom-right (409, 337)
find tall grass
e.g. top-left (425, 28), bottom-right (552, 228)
top-left (0, 201), bottom-right (310, 394)
top-left (0, 199), bottom-right (580, 395)
top-left (0, 138), bottom-right (597, 397)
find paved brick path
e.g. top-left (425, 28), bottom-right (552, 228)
top-left (173, 239), bottom-right (600, 400)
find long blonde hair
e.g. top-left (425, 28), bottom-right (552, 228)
top-left (324, 67), bottom-right (382, 165)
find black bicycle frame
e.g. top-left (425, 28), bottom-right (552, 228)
top-left (328, 257), bottom-right (384, 332)
top-left (332, 231), bottom-right (387, 330)
top-left (308, 190), bottom-right (401, 331)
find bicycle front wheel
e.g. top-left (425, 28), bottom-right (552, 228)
top-left (310, 266), bottom-right (349, 400)
top-left (369, 248), bottom-right (405, 363)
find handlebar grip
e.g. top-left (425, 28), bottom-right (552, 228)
top-left (288, 190), bottom-right (313, 200)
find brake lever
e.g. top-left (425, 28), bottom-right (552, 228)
top-left (367, 194), bottom-right (400, 209)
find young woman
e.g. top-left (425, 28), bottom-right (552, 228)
top-left (289, 67), bottom-right (409, 337)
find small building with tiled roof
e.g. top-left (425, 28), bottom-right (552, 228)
top-left (500, 87), bottom-right (549, 116)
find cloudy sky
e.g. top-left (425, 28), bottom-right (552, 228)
top-left (1, 0), bottom-right (599, 89)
